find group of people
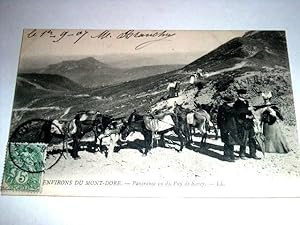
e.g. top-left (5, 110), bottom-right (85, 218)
top-left (217, 89), bottom-right (291, 162)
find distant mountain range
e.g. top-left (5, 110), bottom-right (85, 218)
top-left (38, 57), bottom-right (183, 87)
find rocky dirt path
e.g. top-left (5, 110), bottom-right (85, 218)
top-left (45, 126), bottom-right (300, 180)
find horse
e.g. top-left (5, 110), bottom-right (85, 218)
top-left (69, 111), bottom-right (113, 158)
top-left (174, 103), bottom-right (212, 146)
top-left (96, 119), bottom-right (126, 158)
top-left (119, 110), bottom-right (184, 155)
top-left (173, 104), bottom-right (191, 145)
top-left (195, 102), bottom-right (219, 140)
top-left (49, 119), bottom-right (74, 154)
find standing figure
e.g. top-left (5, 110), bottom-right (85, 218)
top-left (167, 81), bottom-right (177, 98)
top-left (196, 68), bottom-right (203, 78)
top-left (194, 82), bottom-right (204, 97)
top-left (174, 81), bottom-right (180, 97)
top-left (71, 114), bottom-right (83, 159)
top-left (233, 89), bottom-right (260, 160)
top-left (259, 92), bottom-right (291, 153)
top-left (189, 74), bottom-right (196, 85)
top-left (217, 95), bottom-right (238, 162)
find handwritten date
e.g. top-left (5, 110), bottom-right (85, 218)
top-left (26, 29), bottom-right (176, 50)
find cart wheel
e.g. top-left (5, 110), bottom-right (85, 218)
top-left (8, 119), bottom-right (65, 173)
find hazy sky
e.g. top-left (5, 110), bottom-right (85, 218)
top-left (21, 29), bottom-right (245, 58)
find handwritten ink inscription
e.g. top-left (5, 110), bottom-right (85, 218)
top-left (26, 29), bottom-right (176, 50)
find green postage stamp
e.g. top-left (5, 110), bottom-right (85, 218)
top-left (2, 143), bottom-right (47, 193)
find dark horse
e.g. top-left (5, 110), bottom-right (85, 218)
top-left (119, 110), bottom-right (184, 155)
top-left (174, 103), bottom-right (212, 146)
top-left (70, 111), bottom-right (113, 159)
top-left (173, 104), bottom-right (191, 145)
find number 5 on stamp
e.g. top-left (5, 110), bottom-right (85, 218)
top-left (1, 143), bottom-right (47, 194)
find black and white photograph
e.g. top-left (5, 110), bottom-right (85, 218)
top-left (1, 29), bottom-right (300, 197)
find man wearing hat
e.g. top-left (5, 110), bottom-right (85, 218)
top-left (233, 89), bottom-right (260, 160)
top-left (217, 95), bottom-right (238, 162)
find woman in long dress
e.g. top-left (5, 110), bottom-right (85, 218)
top-left (259, 92), bottom-right (291, 153)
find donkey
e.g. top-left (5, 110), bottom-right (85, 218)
top-left (119, 110), bottom-right (183, 155)
top-left (194, 102), bottom-right (219, 140)
top-left (174, 103), bottom-right (211, 146)
top-left (67, 111), bottom-right (113, 159)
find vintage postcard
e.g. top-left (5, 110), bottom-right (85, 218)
top-left (1, 29), bottom-right (300, 197)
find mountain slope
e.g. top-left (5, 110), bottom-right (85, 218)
top-left (123, 64), bottom-right (183, 81)
top-left (14, 73), bottom-right (85, 107)
top-left (183, 31), bottom-right (289, 74)
top-left (152, 31), bottom-right (296, 126)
